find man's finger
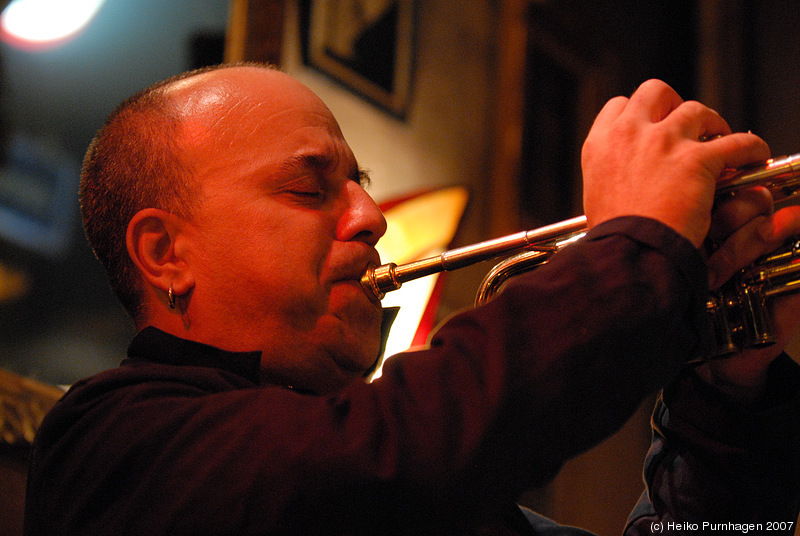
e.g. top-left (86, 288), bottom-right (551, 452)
top-left (708, 205), bottom-right (800, 289)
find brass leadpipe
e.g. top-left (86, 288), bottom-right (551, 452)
top-left (360, 215), bottom-right (587, 301)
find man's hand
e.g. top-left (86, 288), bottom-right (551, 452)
top-left (581, 79), bottom-right (770, 248)
top-left (701, 198), bottom-right (800, 405)
top-left (581, 78), bottom-right (800, 404)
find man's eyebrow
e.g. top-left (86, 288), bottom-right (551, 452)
top-left (280, 153), bottom-right (371, 187)
top-left (280, 153), bottom-right (334, 173)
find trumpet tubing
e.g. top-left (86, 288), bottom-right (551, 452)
top-left (361, 153), bottom-right (800, 356)
top-left (707, 238), bottom-right (800, 356)
top-left (360, 215), bottom-right (587, 301)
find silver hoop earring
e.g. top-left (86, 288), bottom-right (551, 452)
top-left (168, 284), bottom-right (176, 309)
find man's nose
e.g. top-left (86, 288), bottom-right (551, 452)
top-left (337, 181), bottom-right (387, 246)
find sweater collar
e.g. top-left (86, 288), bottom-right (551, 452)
top-left (126, 327), bottom-right (262, 384)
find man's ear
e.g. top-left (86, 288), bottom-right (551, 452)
top-left (126, 208), bottom-right (195, 297)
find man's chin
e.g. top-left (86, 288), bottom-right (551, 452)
top-left (332, 336), bottom-right (382, 377)
top-left (284, 301), bottom-right (382, 393)
top-left (327, 291), bottom-right (383, 358)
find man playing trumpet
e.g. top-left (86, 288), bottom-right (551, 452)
top-left (23, 66), bottom-right (800, 535)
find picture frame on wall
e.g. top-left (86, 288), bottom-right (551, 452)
top-left (304, 0), bottom-right (414, 118)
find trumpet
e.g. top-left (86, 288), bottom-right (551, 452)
top-left (361, 153), bottom-right (800, 357)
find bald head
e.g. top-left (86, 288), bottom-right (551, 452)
top-left (80, 63), bottom-right (324, 324)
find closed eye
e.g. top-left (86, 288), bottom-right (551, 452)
top-left (290, 189), bottom-right (324, 199)
top-left (275, 173), bottom-right (327, 205)
top-left (286, 185), bottom-right (326, 206)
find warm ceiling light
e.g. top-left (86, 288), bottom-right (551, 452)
top-left (0, 0), bottom-right (106, 50)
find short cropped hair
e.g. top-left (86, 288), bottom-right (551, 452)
top-left (80, 63), bottom-right (269, 324)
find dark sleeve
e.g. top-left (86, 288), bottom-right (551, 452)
top-left (24, 217), bottom-right (710, 535)
top-left (365, 216), bottom-right (708, 498)
top-left (625, 353), bottom-right (800, 535)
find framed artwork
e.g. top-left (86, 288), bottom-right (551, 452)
top-left (304, 0), bottom-right (414, 118)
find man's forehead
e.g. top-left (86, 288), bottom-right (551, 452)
top-left (164, 67), bottom-right (321, 116)
top-left (162, 67), bottom-right (340, 147)
top-left (161, 68), bottom-right (353, 182)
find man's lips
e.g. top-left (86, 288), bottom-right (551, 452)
top-left (329, 251), bottom-right (382, 304)
top-left (331, 275), bottom-right (382, 307)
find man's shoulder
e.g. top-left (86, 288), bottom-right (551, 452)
top-left (63, 357), bottom-right (252, 406)
top-left (37, 359), bottom-right (251, 438)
